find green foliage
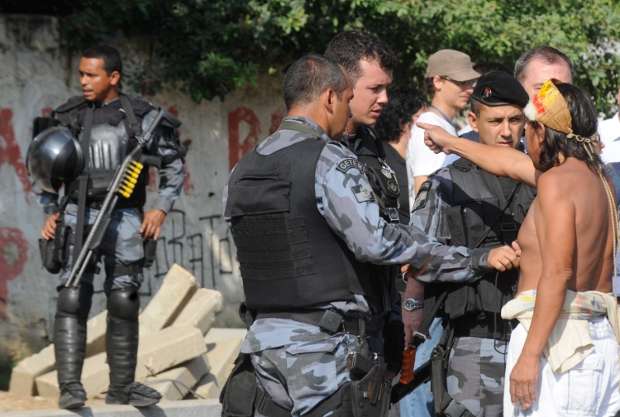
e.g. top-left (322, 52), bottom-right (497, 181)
top-left (61, 0), bottom-right (620, 113)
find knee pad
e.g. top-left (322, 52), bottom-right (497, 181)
top-left (107, 288), bottom-right (140, 321)
top-left (56, 284), bottom-right (93, 319)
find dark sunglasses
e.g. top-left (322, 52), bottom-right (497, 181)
top-left (441, 76), bottom-right (477, 88)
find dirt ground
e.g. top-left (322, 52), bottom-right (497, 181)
top-left (0, 391), bottom-right (107, 412)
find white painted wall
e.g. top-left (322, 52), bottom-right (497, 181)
top-left (0, 14), bottom-right (284, 353)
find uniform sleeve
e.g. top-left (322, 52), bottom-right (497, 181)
top-left (146, 120), bottom-right (185, 213)
top-left (38, 191), bottom-right (60, 214)
top-left (410, 174), bottom-right (491, 282)
top-left (315, 143), bottom-right (481, 282)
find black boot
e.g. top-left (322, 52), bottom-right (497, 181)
top-left (54, 285), bottom-right (93, 409)
top-left (105, 288), bottom-right (161, 407)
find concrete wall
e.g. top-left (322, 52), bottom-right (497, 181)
top-left (0, 14), bottom-right (284, 356)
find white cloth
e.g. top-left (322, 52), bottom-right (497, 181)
top-left (406, 111), bottom-right (458, 206)
top-left (504, 318), bottom-right (620, 417)
top-left (501, 290), bottom-right (620, 373)
top-left (598, 113), bottom-right (620, 164)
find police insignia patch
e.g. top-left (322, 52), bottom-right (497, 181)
top-left (352, 184), bottom-right (374, 203)
top-left (336, 158), bottom-right (364, 174)
top-left (412, 181), bottom-right (432, 211)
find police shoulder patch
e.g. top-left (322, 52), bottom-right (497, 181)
top-left (336, 158), bottom-right (364, 174)
top-left (412, 180), bottom-right (432, 211)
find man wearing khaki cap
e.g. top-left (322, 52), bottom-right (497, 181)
top-left (406, 49), bottom-right (480, 199)
top-left (401, 49), bottom-right (479, 417)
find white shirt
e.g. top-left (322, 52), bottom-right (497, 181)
top-left (406, 111), bottom-right (459, 205)
top-left (599, 113), bottom-right (620, 163)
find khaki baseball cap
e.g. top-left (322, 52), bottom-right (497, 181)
top-left (425, 49), bottom-right (480, 82)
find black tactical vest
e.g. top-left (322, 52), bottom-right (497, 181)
top-left (53, 95), bottom-right (153, 209)
top-left (425, 158), bottom-right (535, 339)
top-left (347, 127), bottom-right (401, 320)
top-left (225, 136), bottom-right (364, 311)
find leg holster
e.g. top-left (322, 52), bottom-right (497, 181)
top-left (220, 353), bottom-right (258, 417)
top-left (54, 284), bottom-right (93, 392)
top-left (430, 327), bottom-right (475, 417)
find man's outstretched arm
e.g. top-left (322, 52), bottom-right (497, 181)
top-left (418, 122), bottom-right (540, 187)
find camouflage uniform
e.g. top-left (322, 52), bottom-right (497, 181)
top-left (411, 161), bottom-right (534, 417)
top-left (229, 116), bottom-right (488, 416)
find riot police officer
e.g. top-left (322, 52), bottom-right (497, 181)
top-left (33, 45), bottom-right (184, 409)
top-left (410, 71), bottom-right (535, 417)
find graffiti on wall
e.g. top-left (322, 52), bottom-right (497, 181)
top-left (0, 108), bottom-right (32, 195)
top-left (228, 106), bottom-right (284, 168)
top-left (138, 209), bottom-right (236, 297)
top-left (0, 228), bottom-right (28, 317)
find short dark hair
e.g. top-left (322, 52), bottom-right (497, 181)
top-left (537, 83), bottom-right (601, 172)
top-left (283, 54), bottom-right (350, 110)
top-left (514, 46), bottom-right (573, 82)
top-left (81, 45), bottom-right (123, 75)
top-left (374, 87), bottom-right (426, 143)
top-left (325, 30), bottom-right (397, 81)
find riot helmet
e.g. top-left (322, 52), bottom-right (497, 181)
top-left (27, 126), bottom-right (84, 193)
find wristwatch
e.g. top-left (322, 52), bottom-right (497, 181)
top-left (402, 297), bottom-right (424, 312)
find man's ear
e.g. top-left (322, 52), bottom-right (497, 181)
top-left (432, 75), bottom-right (443, 92)
top-left (109, 70), bottom-right (121, 87)
top-left (467, 111), bottom-right (479, 132)
top-left (324, 88), bottom-right (336, 113)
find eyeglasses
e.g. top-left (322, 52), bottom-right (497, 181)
top-left (441, 76), bottom-right (477, 89)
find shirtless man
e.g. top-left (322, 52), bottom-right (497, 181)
top-left (418, 80), bottom-right (620, 417)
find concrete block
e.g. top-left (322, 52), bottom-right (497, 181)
top-left (194, 328), bottom-right (247, 399)
top-left (172, 288), bottom-right (223, 334)
top-left (10, 309), bottom-right (107, 396)
top-left (36, 326), bottom-right (207, 399)
top-left (145, 353), bottom-right (210, 400)
top-left (0, 399), bottom-right (222, 417)
top-left (9, 343), bottom-right (54, 396)
top-left (139, 264), bottom-right (197, 334)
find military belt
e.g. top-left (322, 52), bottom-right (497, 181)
top-left (451, 315), bottom-right (514, 341)
top-left (256, 310), bottom-right (366, 336)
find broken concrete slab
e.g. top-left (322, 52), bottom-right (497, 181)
top-left (145, 352), bottom-right (210, 400)
top-left (172, 288), bottom-right (223, 335)
top-left (139, 264), bottom-right (198, 334)
top-left (193, 328), bottom-right (246, 399)
top-left (36, 326), bottom-right (207, 399)
top-left (9, 343), bottom-right (55, 397)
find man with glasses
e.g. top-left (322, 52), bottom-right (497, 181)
top-left (401, 48), bottom-right (479, 417)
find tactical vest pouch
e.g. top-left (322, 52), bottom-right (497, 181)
top-left (143, 239), bottom-right (157, 268)
top-left (220, 353), bottom-right (257, 417)
top-left (351, 362), bottom-right (391, 417)
top-left (227, 173), bottom-right (290, 217)
top-left (39, 220), bottom-right (70, 274)
top-left (39, 238), bottom-right (61, 274)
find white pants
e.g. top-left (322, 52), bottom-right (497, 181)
top-left (504, 317), bottom-right (620, 417)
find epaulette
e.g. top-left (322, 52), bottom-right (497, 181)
top-left (53, 96), bottom-right (87, 114)
top-left (451, 157), bottom-right (475, 172)
top-left (125, 94), bottom-right (181, 128)
top-left (122, 94), bottom-right (155, 117)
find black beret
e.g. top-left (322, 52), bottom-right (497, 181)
top-left (472, 70), bottom-right (529, 108)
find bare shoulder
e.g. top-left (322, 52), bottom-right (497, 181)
top-left (537, 167), bottom-right (572, 200)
